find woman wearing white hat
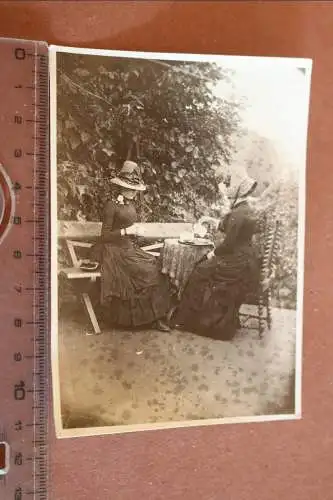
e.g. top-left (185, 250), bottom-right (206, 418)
top-left (90, 160), bottom-right (172, 332)
top-left (173, 174), bottom-right (261, 341)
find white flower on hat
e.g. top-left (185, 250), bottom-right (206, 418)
top-left (116, 194), bottom-right (124, 205)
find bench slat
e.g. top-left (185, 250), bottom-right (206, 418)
top-left (59, 267), bottom-right (101, 279)
top-left (58, 220), bottom-right (192, 240)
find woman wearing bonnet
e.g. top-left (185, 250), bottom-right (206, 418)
top-left (173, 174), bottom-right (262, 341)
top-left (90, 160), bottom-right (172, 332)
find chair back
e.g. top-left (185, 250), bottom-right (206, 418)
top-left (260, 215), bottom-right (281, 283)
top-left (240, 211), bottom-right (281, 334)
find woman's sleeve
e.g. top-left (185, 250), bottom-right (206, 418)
top-left (214, 212), bottom-right (243, 255)
top-left (217, 218), bottom-right (226, 233)
top-left (99, 201), bottom-right (122, 243)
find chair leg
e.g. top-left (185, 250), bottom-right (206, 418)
top-left (81, 292), bottom-right (101, 335)
top-left (236, 306), bottom-right (242, 329)
top-left (166, 305), bottom-right (178, 325)
top-left (258, 297), bottom-right (265, 339)
top-left (267, 291), bottom-right (272, 330)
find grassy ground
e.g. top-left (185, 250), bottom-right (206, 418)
top-left (56, 304), bottom-right (297, 432)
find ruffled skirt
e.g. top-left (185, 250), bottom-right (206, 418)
top-left (100, 243), bottom-right (172, 327)
top-left (174, 244), bottom-right (260, 341)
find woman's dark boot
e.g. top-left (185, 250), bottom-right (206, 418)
top-left (155, 319), bottom-right (171, 332)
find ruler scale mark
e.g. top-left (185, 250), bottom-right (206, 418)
top-left (37, 51), bottom-right (49, 500)
top-left (0, 40), bottom-right (49, 500)
top-left (10, 44), bottom-right (49, 499)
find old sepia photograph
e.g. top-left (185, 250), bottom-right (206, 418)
top-left (50, 46), bottom-right (312, 437)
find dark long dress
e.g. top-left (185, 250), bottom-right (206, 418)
top-left (174, 200), bottom-right (260, 341)
top-left (91, 200), bottom-right (172, 328)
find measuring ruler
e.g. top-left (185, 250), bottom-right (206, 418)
top-left (0, 38), bottom-right (49, 499)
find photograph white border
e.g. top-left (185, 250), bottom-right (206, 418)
top-left (50, 45), bottom-right (312, 439)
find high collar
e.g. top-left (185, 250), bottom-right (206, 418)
top-left (116, 194), bottom-right (134, 206)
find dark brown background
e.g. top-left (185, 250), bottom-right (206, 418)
top-left (1, 1), bottom-right (332, 499)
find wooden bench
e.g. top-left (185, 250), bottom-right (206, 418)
top-left (58, 220), bottom-right (192, 334)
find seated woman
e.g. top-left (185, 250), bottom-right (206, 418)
top-left (173, 175), bottom-right (261, 341)
top-left (90, 160), bottom-right (172, 332)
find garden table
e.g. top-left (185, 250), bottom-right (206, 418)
top-left (161, 238), bottom-right (214, 296)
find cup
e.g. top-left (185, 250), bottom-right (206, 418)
top-left (179, 231), bottom-right (194, 242)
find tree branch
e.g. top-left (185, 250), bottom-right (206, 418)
top-left (61, 72), bottom-right (114, 107)
top-left (146, 59), bottom-right (215, 83)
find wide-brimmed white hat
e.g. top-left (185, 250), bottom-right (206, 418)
top-left (111, 160), bottom-right (146, 192)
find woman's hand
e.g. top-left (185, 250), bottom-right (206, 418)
top-left (125, 223), bottom-right (148, 237)
top-left (206, 250), bottom-right (215, 260)
top-left (124, 223), bottom-right (139, 236)
top-left (198, 216), bottom-right (220, 230)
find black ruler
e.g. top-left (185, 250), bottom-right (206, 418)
top-left (0, 38), bottom-right (49, 500)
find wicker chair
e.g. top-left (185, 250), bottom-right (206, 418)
top-left (240, 213), bottom-right (281, 338)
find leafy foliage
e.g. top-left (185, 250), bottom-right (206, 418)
top-left (256, 179), bottom-right (299, 310)
top-left (57, 53), bottom-right (300, 310)
top-left (57, 53), bottom-right (241, 222)
top-left (272, 182), bottom-right (299, 310)
top-left (235, 131), bottom-right (281, 193)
